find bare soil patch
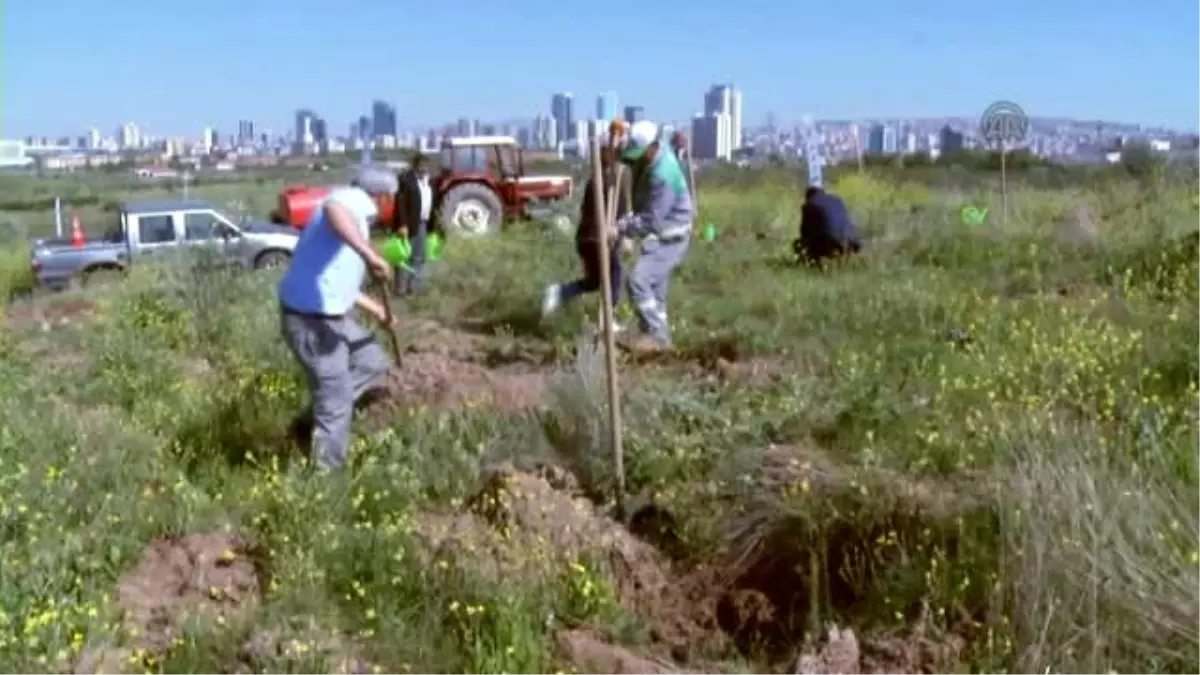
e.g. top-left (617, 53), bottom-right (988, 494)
top-left (4, 296), bottom-right (98, 331)
top-left (366, 322), bottom-right (550, 415)
top-left (115, 532), bottom-right (261, 652)
top-left (554, 628), bottom-right (689, 674)
top-left (413, 465), bottom-right (725, 657)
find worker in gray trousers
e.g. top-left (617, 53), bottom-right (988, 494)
top-left (613, 120), bottom-right (694, 354)
top-left (277, 165), bottom-right (398, 471)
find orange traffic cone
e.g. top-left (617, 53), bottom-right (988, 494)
top-left (70, 213), bottom-right (85, 248)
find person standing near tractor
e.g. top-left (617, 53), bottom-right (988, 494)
top-left (392, 154), bottom-right (435, 296)
top-left (613, 120), bottom-right (693, 355)
top-left (541, 143), bottom-right (632, 327)
top-left (277, 165), bottom-right (398, 472)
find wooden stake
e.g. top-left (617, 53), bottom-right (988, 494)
top-left (684, 135), bottom-right (699, 209)
top-left (375, 279), bottom-right (403, 366)
top-left (589, 135), bottom-right (626, 521)
top-left (1000, 143), bottom-right (1009, 229)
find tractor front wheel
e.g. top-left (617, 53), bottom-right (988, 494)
top-left (440, 184), bottom-right (503, 238)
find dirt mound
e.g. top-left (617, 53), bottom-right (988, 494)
top-left (413, 466), bottom-right (721, 653)
top-left (793, 624), bottom-right (966, 674)
top-left (380, 355), bottom-right (545, 411)
top-left (555, 628), bottom-right (689, 674)
top-left (369, 321), bottom-right (548, 413)
top-left (115, 532), bottom-right (260, 652)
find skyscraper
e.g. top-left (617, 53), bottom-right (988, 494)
top-left (295, 109), bottom-right (317, 146)
top-left (596, 91), bottom-right (618, 121)
top-left (702, 84), bottom-right (743, 159)
top-left (551, 93), bottom-right (574, 148)
top-left (623, 106), bottom-right (645, 124)
top-left (866, 124), bottom-right (885, 154)
top-left (372, 100), bottom-right (397, 138)
top-left (237, 120), bottom-right (255, 145)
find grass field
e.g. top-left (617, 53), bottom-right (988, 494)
top-left (0, 168), bottom-right (1196, 674)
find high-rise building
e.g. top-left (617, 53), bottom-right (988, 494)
top-left (939, 125), bottom-right (964, 154)
top-left (551, 92), bottom-right (574, 148)
top-left (372, 100), bottom-right (397, 138)
top-left (202, 127), bottom-right (217, 154)
top-left (357, 116), bottom-right (371, 140)
top-left (295, 109), bottom-right (317, 147)
top-left (87, 128), bottom-right (101, 150)
top-left (623, 106), bottom-right (645, 124)
top-left (866, 124), bottom-right (885, 154)
top-left (117, 122), bottom-right (141, 150)
top-left (692, 112), bottom-right (731, 161)
top-left (702, 84), bottom-right (743, 159)
top-left (237, 120), bottom-right (255, 144)
top-left (596, 91), bottom-right (618, 121)
top-left (882, 125), bottom-right (897, 154)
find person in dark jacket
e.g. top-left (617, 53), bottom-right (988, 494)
top-left (793, 186), bottom-right (862, 265)
top-left (391, 154), bottom-right (434, 295)
top-left (541, 145), bottom-right (632, 329)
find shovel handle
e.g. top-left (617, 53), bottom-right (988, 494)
top-left (375, 279), bottom-right (403, 366)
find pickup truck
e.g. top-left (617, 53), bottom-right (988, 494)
top-left (30, 199), bottom-right (300, 290)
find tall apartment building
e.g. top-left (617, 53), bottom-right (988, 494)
top-left (596, 91), bottom-right (618, 121)
top-left (695, 84), bottom-right (742, 160)
top-left (551, 93), bottom-right (574, 148)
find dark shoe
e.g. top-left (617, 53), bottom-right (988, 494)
top-left (288, 410), bottom-right (314, 447)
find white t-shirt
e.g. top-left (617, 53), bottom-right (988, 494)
top-left (277, 186), bottom-right (378, 316)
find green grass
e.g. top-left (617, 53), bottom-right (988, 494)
top-left (0, 169), bottom-right (1196, 673)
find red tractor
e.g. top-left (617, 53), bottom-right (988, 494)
top-left (273, 136), bottom-right (573, 238)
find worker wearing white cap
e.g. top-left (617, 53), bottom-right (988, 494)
top-left (277, 164), bottom-right (397, 472)
top-left (612, 119), bottom-right (694, 354)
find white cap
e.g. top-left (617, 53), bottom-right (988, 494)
top-left (622, 120), bottom-right (660, 160)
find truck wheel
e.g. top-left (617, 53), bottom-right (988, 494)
top-left (255, 250), bottom-right (291, 270)
top-left (440, 184), bottom-right (503, 238)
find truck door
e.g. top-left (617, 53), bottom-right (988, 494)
top-left (130, 211), bottom-right (181, 261)
top-left (182, 210), bottom-right (238, 268)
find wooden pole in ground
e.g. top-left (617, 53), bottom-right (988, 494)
top-left (1000, 142), bottom-right (1009, 229)
top-left (375, 280), bottom-right (403, 366)
top-left (684, 135), bottom-right (698, 209)
top-left (589, 135), bottom-right (626, 520)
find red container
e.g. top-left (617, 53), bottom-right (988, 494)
top-left (275, 184), bottom-right (396, 230)
top-left (277, 185), bottom-right (331, 229)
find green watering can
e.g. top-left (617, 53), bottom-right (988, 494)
top-left (381, 233), bottom-right (444, 271)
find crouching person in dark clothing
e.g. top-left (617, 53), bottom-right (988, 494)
top-left (541, 145), bottom-right (632, 330)
top-left (793, 186), bottom-right (862, 265)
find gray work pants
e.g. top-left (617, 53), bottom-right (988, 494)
top-left (627, 235), bottom-right (690, 343)
top-left (280, 309), bottom-right (390, 470)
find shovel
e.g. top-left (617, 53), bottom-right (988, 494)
top-left (375, 279), bottom-right (403, 367)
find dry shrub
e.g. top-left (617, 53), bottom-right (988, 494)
top-left (1000, 426), bottom-right (1199, 673)
top-left (539, 334), bottom-right (615, 500)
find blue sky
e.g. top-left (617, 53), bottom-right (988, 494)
top-left (3, 0), bottom-right (1197, 138)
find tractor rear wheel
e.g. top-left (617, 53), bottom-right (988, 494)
top-left (440, 183), bottom-right (503, 238)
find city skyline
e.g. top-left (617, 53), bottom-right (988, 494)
top-left (4, 0), bottom-right (1197, 136)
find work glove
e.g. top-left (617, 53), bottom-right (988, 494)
top-left (614, 213), bottom-right (639, 237)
